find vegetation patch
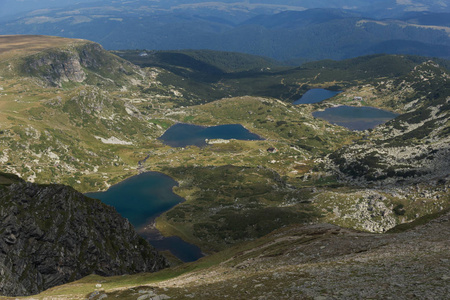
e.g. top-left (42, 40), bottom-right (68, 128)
top-left (156, 165), bottom-right (320, 252)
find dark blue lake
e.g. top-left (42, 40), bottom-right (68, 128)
top-left (86, 172), bottom-right (204, 262)
top-left (293, 89), bottom-right (341, 105)
top-left (312, 106), bottom-right (399, 131)
top-left (159, 123), bottom-right (263, 147)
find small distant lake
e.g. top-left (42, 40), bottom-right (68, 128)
top-left (159, 123), bottom-right (263, 147)
top-left (312, 106), bottom-right (399, 131)
top-left (293, 89), bottom-right (341, 105)
top-left (86, 172), bottom-right (204, 262)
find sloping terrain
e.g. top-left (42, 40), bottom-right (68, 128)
top-left (0, 35), bottom-right (180, 191)
top-left (0, 35), bottom-right (449, 299)
top-left (328, 61), bottom-right (450, 185)
top-left (306, 60), bottom-right (450, 232)
top-left (1, 36), bottom-right (447, 241)
top-left (0, 172), bottom-right (167, 296)
top-left (119, 50), bottom-right (449, 105)
top-left (6, 209), bottom-right (449, 299)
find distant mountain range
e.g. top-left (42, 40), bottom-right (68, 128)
top-left (1, 1), bottom-right (450, 19)
top-left (0, 1), bottom-right (449, 62)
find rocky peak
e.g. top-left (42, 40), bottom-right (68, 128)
top-left (20, 41), bottom-right (138, 87)
top-left (24, 47), bottom-right (86, 87)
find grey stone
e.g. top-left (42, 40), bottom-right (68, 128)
top-left (0, 181), bottom-right (168, 297)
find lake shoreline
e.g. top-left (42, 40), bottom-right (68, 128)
top-left (85, 171), bottom-right (205, 262)
top-left (293, 88), bottom-right (342, 105)
top-left (312, 105), bottom-right (399, 131)
top-left (159, 123), bottom-right (264, 148)
top-left (137, 218), bottom-right (206, 262)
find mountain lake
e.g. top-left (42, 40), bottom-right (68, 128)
top-left (293, 88), bottom-right (341, 105)
top-left (86, 172), bottom-right (204, 262)
top-left (312, 105), bottom-right (399, 130)
top-left (159, 123), bottom-right (264, 147)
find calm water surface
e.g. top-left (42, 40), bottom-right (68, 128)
top-left (312, 106), bottom-right (399, 130)
top-left (86, 172), bottom-right (204, 262)
top-left (159, 123), bottom-right (263, 147)
top-left (293, 89), bottom-right (341, 105)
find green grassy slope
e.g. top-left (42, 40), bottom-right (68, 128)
top-left (0, 36), bottom-right (448, 280)
top-left (118, 51), bottom-right (448, 105)
top-left (0, 36), bottom-right (449, 299)
top-left (0, 36), bottom-right (173, 191)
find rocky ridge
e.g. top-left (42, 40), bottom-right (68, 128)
top-left (316, 61), bottom-right (450, 233)
top-left (0, 35), bottom-right (176, 191)
top-left (328, 61), bottom-right (450, 185)
top-left (19, 41), bottom-right (139, 88)
top-left (0, 173), bottom-right (168, 297)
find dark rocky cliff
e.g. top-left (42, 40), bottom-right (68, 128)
top-left (0, 173), bottom-right (168, 297)
top-left (20, 41), bottom-right (138, 87)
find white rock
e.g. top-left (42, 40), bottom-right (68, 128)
top-left (95, 136), bottom-right (133, 145)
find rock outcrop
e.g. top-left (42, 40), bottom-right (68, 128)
top-left (0, 174), bottom-right (168, 297)
top-left (26, 49), bottom-right (87, 85)
top-left (329, 62), bottom-right (450, 185)
top-left (104, 210), bottom-right (450, 300)
top-left (21, 41), bottom-right (138, 87)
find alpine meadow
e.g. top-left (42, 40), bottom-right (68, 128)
top-left (0, 1), bottom-right (449, 299)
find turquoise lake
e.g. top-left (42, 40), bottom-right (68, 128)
top-left (159, 123), bottom-right (263, 147)
top-left (86, 172), bottom-right (204, 262)
top-left (293, 89), bottom-right (341, 105)
top-left (312, 106), bottom-right (399, 131)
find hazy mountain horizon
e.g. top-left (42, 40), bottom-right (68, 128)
top-left (1, 0), bottom-right (450, 19)
top-left (1, 3), bottom-right (449, 62)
